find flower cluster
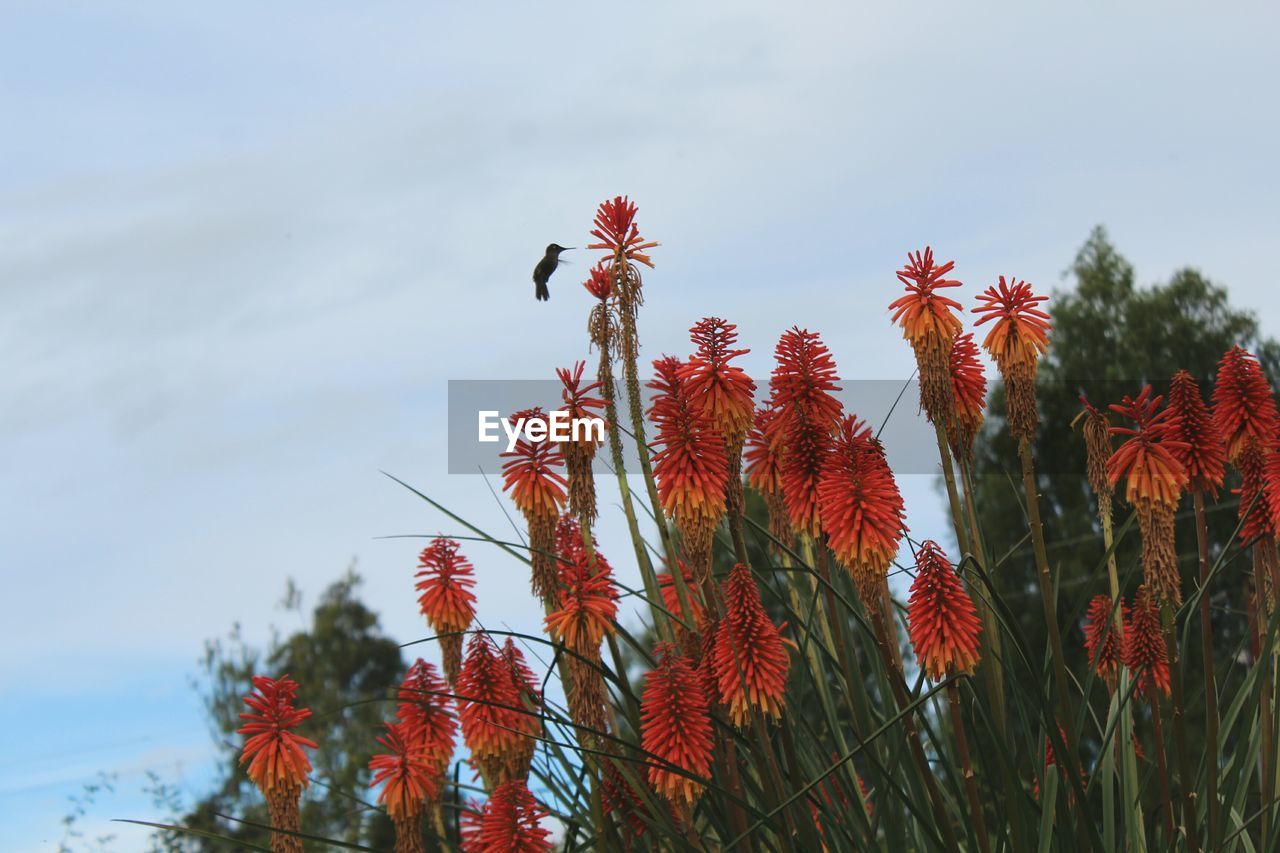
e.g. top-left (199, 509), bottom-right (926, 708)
top-left (906, 541), bottom-right (982, 680)
top-left (458, 636), bottom-right (540, 788)
top-left (640, 644), bottom-right (714, 807)
top-left (588, 195), bottom-right (659, 269)
top-left (972, 277), bottom-right (1051, 442)
top-left (947, 331), bottom-right (987, 462)
top-left (557, 361), bottom-right (607, 523)
top-left (711, 564), bottom-right (791, 725)
top-left (818, 416), bottom-right (907, 605)
top-left (500, 407), bottom-right (568, 603)
top-left (1083, 594), bottom-right (1123, 690)
top-left (461, 780), bottom-right (552, 853)
top-left (415, 537), bottom-right (478, 686)
top-left (889, 247), bottom-right (964, 427)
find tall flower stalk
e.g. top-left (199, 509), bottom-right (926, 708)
top-left (415, 537), bottom-right (478, 687)
top-left (971, 277), bottom-right (1079, 782)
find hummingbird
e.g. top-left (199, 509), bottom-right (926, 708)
top-left (532, 243), bottom-right (573, 301)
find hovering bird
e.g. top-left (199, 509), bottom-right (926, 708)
top-left (532, 243), bottom-right (573, 301)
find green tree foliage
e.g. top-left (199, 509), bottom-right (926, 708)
top-left (968, 226), bottom-right (1280, 752)
top-left (184, 569), bottom-right (405, 849)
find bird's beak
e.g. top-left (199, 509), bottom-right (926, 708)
top-left (562, 247), bottom-right (575, 251)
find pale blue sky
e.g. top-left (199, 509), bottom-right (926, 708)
top-left (3, 2), bottom-right (1279, 849)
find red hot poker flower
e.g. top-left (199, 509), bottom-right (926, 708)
top-left (682, 317), bottom-right (757, 442)
top-left (971, 277), bottom-right (1051, 368)
top-left (557, 362), bottom-right (607, 523)
top-left (1167, 370), bottom-right (1226, 495)
top-left (415, 537), bottom-right (478, 685)
top-left (587, 195), bottom-right (658, 268)
top-left (545, 520), bottom-right (619, 654)
top-left (1107, 386), bottom-right (1189, 605)
top-left (890, 248), bottom-right (964, 427)
top-left (1124, 585), bottom-right (1170, 699)
top-left (458, 636), bottom-right (538, 787)
top-left (648, 355), bottom-right (729, 581)
top-left (1083, 595), bottom-right (1124, 690)
top-left (889, 247), bottom-right (964, 347)
top-left (818, 416), bottom-right (907, 605)
top-left (972, 277), bottom-right (1051, 442)
top-left (500, 407), bottom-right (568, 520)
top-left (369, 720), bottom-right (437, 819)
top-left (1106, 385), bottom-right (1189, 507)
top-left (583, 260), bottom-right (613, 300)
top-left (238, 674), bottom-right (317, 794)
top-left (461, 780), bottom-right (552, 853)
top-left (714, 564), bottom-right (791, 726)
top-left (396, 659), bottom-right (457, 776)
top-left (640, 644), bottom-right (714, 806)
top-left (658, 559), bottom-right (704, 626)
top-left (766, 328), bottom-right (843, 439)
top-left (906, 541), bottom-right (982, 680)
top-left (744, 402), bottom-right (795, 551)
top-left (501, 407), bottom-right (568, 603)
top-left (1212, 346), bottom-right (1278, 464)
top-left (948, 332), bottom-right (988, 462)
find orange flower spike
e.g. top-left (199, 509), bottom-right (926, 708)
top-left (640, 644), bottom-right (714, 807)
top-left (971, 276), bottom-right (1051, 368)
top-left (889, 247), bottom-right (964, 346)
top-left (1106, 385), bottom-right (1190, 507)
top-left (906, 541), bottom-right (982, 680)
top-left (237, 674), bottom-right (318, 793)
top-left (682, 317), bottom-right (757, 441)
top-left (972, 277), bottom-right (1050, 442)
top-left (766, 327), bottom-right (843, 438)
top-left (369, 721), bottom-right (438, 818)
top-left (500, 407), bottom-right (568, 520)
top-left (744, 403), bottom-right (785, 495)
top-left (1167, 370), bottom-right (1226, 495)
top-left (415, 538), bottom-right (478, 631)
top-left (817, 416), bottom-right (907, 602)
top-left (583, 260), bottom-right (613, 300)
top-left (714, 564), bottom-right (791, 725)
top-left (1124, 586), bottom-right (1171, 698)
top-left (461, 780), bottom-right (553, 853)
top-left (947, 332), bottom-right (988, 460)
top-left (545, 524), bottom-right (619, 654)
top-left (586, 195), bottom-right (659, 268)
top-left (458, 636), bottom-right (530, 785)
top-left (1212, 345), bottom-right (1278, 463)
top-left (648, 356), bottom-right (730, 522)
top-left (557, 362), bottom-right (606, 450)
top-left (1083, 595), bottom-right (1123, 690)
top-left (396, 659), bottom-right (457, 775)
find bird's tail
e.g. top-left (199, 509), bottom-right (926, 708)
top-left (536, 280), bottom-right (550, 301)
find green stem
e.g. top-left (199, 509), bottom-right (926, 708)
top-left (1193, 491), bottom-right (1220, 848)
top-left (1162, 603), bottom-right (1199, 852)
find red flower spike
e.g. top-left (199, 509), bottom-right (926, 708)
top-left (1167, 370), bottom-right (1226, 495)
top-left (458, 636), bottom-right (539, 787)
top-left (369, 721), bottom-right (437, 818)
top-left (1212, 346), bottom-right (1278, 463)
top-left (583, 260), bottom-right (612, 300)
top-left (766, 328), bottom-right (843, 439)
top-left (713, 564), bottom-right (791, 725)
top-left (461, 780), bottom-right (552, 853)
top-left (906, 541), bottom-right (982, 680)
top-left (817, 416), bottom-right (907, 601)
top-left (396, 659), bottom-right (457, 776)
top-left (971, 277), bottom-right (1051, 368)
top-left (947, 332), bottom-right (988, 460)
top-left (545, 516), bottom-right (619, 654)
top-left (648, 356), bottom-right (729, 579)
top-left (889, 247), bottom-right (964, 346)
top-left (415, 538), bottom-right (478, 635)
top-left (238, 675), bottom-right (317, 793)
top-left (640, 644), bottom-right (714, 806)
top-left (587, 196), bottom-right (658, 268)
top-left (1083, 595), bottom-right (1123, 690)
top-left (744, 403), bottom-right (785, 495)
top-left (1106, 385), bottom-right (1189, 507)
top-left (681, 317), bottom-right (757, 441)
top-left (557, 362), bottom-right (606, 450)
top-left (1123, 586), bottom-right (1170, 699)
top-left (500, 407), bottom-right (568, 520)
